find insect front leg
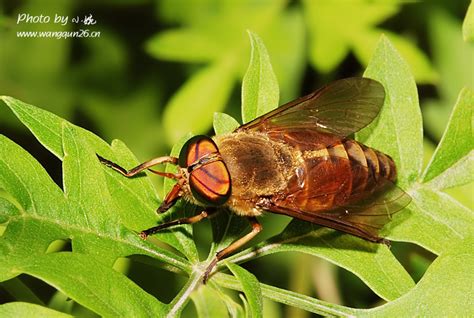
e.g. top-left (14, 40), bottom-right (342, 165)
top-left (203, 217), bottom-right (262, 283)
top-left (97, 154), bottom-right (179, 178)
top-left (157, 182), bottom-right (182, 214)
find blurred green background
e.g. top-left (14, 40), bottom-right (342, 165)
top-left (0, 0), bottom-right (472, 316)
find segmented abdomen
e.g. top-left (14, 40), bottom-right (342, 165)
top-left (281, 138), bottom-right (397, 212)
top-left (342, 139), bottom-right (396, 184)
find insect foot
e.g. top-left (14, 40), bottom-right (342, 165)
top-left (202, 258), bottom-right (219, 284)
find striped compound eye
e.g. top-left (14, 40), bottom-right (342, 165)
top-left (179, 135), bottom-right (231, 206)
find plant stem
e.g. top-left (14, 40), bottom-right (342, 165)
top-left (214, 272), bottom-right (360, 317)
top-left (166, 266), bottom-right (204, 318)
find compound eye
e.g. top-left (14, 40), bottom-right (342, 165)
top-left (179, 135), bottom-right (217, 168)
top-left (190, 160), bottom-right (231, 206)
top-left (179, 135), bottom-right (231, 206)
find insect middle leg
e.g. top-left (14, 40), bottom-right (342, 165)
top-left (203, 217), bottom-right (262, 283)
top-left (140, 209), bottom-right (216, 239)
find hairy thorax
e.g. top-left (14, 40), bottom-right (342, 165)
top-left (213, 132), bottom-right (297, 216)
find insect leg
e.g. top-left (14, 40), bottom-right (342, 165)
top-left (140, 209), bottom-right (214, 239)
top-left (157, 182), bottom-right (182, 214)
top-left (97, 154), bottom-right (179, 178)
top-left (203, 217), bottom-right (262, 283)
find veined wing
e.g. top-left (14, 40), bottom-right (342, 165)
top-left (237, 77), bottom-right (385, 138)
top-left (257, 153), bottom-right (410, 242)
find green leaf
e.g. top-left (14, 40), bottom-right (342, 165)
top-left (209, 282), bottom-right (246, 318)
top-left (463, 1), bottom-right (474, 42)
top-left (241, 31), bottom-right (279, 123)
top-left (0, 133), bottom-right (172, 313)
top-left (228, 224), bottom-right (414, 301)
top-left (355, 37), bottom-right (473, 255)
top-left (424, 9), bottom-right (474, 140)
top-left (63, 122), bottom-right (197, 263)
top-left (357, 35), bottom-right (423, 186)
top-left (215, 273), bottom-right (358, 317)
top-left (210, 213), bottom-right (251, 257)
top-left (1, 278), bottom-right (44, 306)
top-left (167, 271), bottom-right (203, 317)
top-left (148, 3), bottom-right (304, 140)
top-left (0, 96), bottom-right (114, 161)
top-left (3, 7), bottom-right (473, 314)
top-left (80, 85), bottom-right (166, 161)
top-left (360, 236), bottom-right (474, 317)
top-left (352, 31), bottom-right (439, 84)
top-left (101, 139), bottom-right (161, 231)
top-left (9, 253), bottom-right (166, 317)
top-left (48, 291), bottom-right (74, 315)
top-left (62, 122), bottom-right (120, 231)
top-left (303, 0), bottom-right (437, 83)
top-left (0, 302), bottom-right (73, 318)
top-left (388, 188), bottom-right (474, 255)
top-left (0, 135), bottom-right (68, 241)
top-left (0, 134), bottom-right (189, 275)
top-left (262, 8), bottom-right (305, 102)
top-left (426, 154), bottom-right (473, 191)
top-left (190, 285), bottom-right (230, 318)
top-left (213, 112), bottom-right (240, 135)
top-left (145, 29), bottom-right (222, 62)
top-left (220, 234), bottom-right (474, 317)
top-left (155, 0), bottom-right (211, 24)
top-left (262, 298), bottom-right (281, 318)
top-left (1, 95), bottom-right (69, 159)
top-left (304, 0), bottom-right (397, 73)
top-left (163, 60), bottom-right (235, 145)
top-left (423, 88), bottom-right (474, 185)
top-left (0, 96), bottom-right (195, 266)
top-left (388, 184), bottom-right (473, 255)
top-left (226, 263), bottom-right (263, 318)
top-left (103, 138), bottom-right (198, 261)
top-left (430, 9), bottom-right (474, 101)
top-left (0, 196), bottom-right (19, 223)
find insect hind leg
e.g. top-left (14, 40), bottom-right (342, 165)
top-left (203, 217), bottom-right (262, 283)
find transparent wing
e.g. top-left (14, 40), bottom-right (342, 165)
top-left (259, 154), bottom-right (411, 242)
top-left (238, 77), bottom-right (385, 137)
top-left (264, 178), bottom-right (410, 242)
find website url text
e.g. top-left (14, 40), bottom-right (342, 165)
top-left (17, 29), bottom-right (101, 39)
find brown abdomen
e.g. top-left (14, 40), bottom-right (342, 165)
top-left (280, 139), bottom-right (397, 212)
top-left (343, 139), bottom-right (396, 187)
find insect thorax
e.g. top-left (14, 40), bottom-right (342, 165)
top-left (213, 132), bottom-right (295, 216)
